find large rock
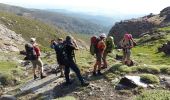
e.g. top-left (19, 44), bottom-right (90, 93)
top-left (115, 75), bottom-right (147, 90)
top-left (0, 95), bottom-right (16, 100)
top-left (0, 24), bottom-right (26, 52)
top-left (160, 6), bottom-right (170, 22)
top-left (158, 41), bottom-right (170, 55)
top-left (108, 7), bottom-right (169, 45)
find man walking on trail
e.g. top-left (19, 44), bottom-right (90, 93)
top-left (120, 33), bottom-right (134, 66)
top-left (102, 36), bottom-right (115, 69)
top-left (51, 38), bottom-right (64, 77)
top-left (25, 38), bottom-right (46, 80)
top-left (93, 33), bottom-right (106, 76)
top-left (63, 36), bottom-right (89, 86)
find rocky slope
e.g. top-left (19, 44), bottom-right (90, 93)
top-left (0, 24), bottom-right (25, 52)
top-left (109, 7), bottom-right (170, 45)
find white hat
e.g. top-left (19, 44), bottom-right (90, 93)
top-left (30, 38), bottom-right (36, 42)
top-left (100, 33), bottom-right (107, 38)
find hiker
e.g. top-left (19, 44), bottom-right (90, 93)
top-left (63, 36), bottom-right (89, 86)
top-left (120, 33), bottom-right (134, 66)
top-left (102, 36), bottom-right (115, 69)
top-left (92, 33), bottom-right (106, 76)
top-left (25, 38), bottom-right (46, 80)
top-left (51, 38), bottom-right (64, 77)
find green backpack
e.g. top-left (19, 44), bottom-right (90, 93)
top-left (105, 36), bottom-right (114, 53)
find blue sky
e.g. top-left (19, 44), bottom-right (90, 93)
top-left (0, 0), bottom-right (170, 16)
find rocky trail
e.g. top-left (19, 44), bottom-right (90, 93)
top-left (8, 65), bottom-right (132, 100)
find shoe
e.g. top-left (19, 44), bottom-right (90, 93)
top-left (81, 81), bottom-right (89, 87)
top-left (40, 73), bottom-right (46, 79)
top-left (59, 74), bottom-right (64, 78)
top-left (97, 71), bottom-right (103, 76)
top-left (34, 74), bottom-right (38, 80)
top-left (92, 71), bottom-right (97, 76)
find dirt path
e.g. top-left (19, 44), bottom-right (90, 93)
top-left (15, 70), bottom-right (132, 100)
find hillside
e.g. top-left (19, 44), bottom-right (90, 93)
top-left (0, 3), bottom-right (108, 35)
top-left (109, 7), bottom-right (170, 45)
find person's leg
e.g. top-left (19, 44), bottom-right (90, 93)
top-left (64, 64), bottom-right (71, 83)
top-left (122, 49), bottom-right (127, 64)
top-left (93, 61), bottom-right (98, 75)
top-left (69, 61), bottom-right (84, 83)
top-left (97, 53), bottom-right (102, 75)
top-left (126, 49), bottom-right (131, 66)
top-left (69, 60), bottom-right (89, 86)
top-left (31, 61), bottom-right (38, 80)
top-left (37, 58), bottom-right (45, 79)
top-left (60, 65), bottom-right (64, 77)
top-left (93, 53), bottom-right (99, 75)
top-left (102, 51), bottom-right (108, 68)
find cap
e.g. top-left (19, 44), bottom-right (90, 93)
top-left (100, 33), bottom-right (107, 38)
top-left (30, 38), bottom-right (36, 42)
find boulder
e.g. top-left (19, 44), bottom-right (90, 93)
top-left (158, 41), bottom-right (170, 55)
top-left (0, 95), bottom-right (16, 100)
top-left (115, 75), bottom-right (147, 90)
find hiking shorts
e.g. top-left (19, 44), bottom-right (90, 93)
top-left (123, 49), bottom-right (131, 60)
top-left (31, 58), bottom-right (43, 69)
top-left (96, 52), bottom-right (102, 62)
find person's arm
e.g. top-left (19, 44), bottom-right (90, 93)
top-left (50, 40), bottom-right (57, 49)
top-left (72, 39), bottom-right (79, 50)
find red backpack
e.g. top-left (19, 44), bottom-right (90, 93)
top-left (90, 36), bottom-right (100, 55)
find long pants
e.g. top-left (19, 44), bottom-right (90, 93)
top-left (64, 59), bottom-right (84, 84)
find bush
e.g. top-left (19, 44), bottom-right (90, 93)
top-left (135, 90), bottom-right (170, 100)
top-left (140, 74), bottom-right (159, 84)
top-left (137, 66), bottom-right (160, 74)
top-left (160, 66), bottom-right (170, 75)
top-left (0, 74), bottom-right (10, 86)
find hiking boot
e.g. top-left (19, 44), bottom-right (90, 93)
top-left (81, 81), bottom-right (89, 87)
top-left (92, 71), bottom-right (97, 76)
top-left (101, 66), bottom-right (107, 69)
top-left (97, 70), bottom-right (103, 76)
top-left (34, 74), bottom-right (38, 80)
top-left (40, 73), bottom-right (46, 79)
top-left (59, 74), bottom-right (64, 78)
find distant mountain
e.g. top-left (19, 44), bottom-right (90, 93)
top-left (46, 9), bottom-right (115, 27)
top-left (46, 9), bottom-right (145, 28)
top-left (0, 3), bottom-right (109, 35)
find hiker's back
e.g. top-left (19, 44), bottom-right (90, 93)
top-left (64, 41), bottom-right (75, 60)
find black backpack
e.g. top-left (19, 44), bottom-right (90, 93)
top-left (25, 43), bottom-right (37, 60)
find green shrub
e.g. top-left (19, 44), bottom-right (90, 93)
top-left (160, 66), bottom-right (170, 75)
top-left (135, 90), bottom-right (170, 100)
top-left (0, 73), bottom-right (11, 86)
top-left (137, 66), bottom-right (160, 74)
top-left (140, 74), bottom-right (159, 84)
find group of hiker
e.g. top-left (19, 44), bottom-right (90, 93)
top-left (22, 32), bottom-right (136, 87)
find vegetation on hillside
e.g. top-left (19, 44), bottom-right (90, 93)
top-left (0, 11), bottom-right (67, 47)
top-left (0, 3), bottom-right (108, 35)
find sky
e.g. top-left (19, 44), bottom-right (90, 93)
top-left (0, 0), bottom-right (170, 16)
